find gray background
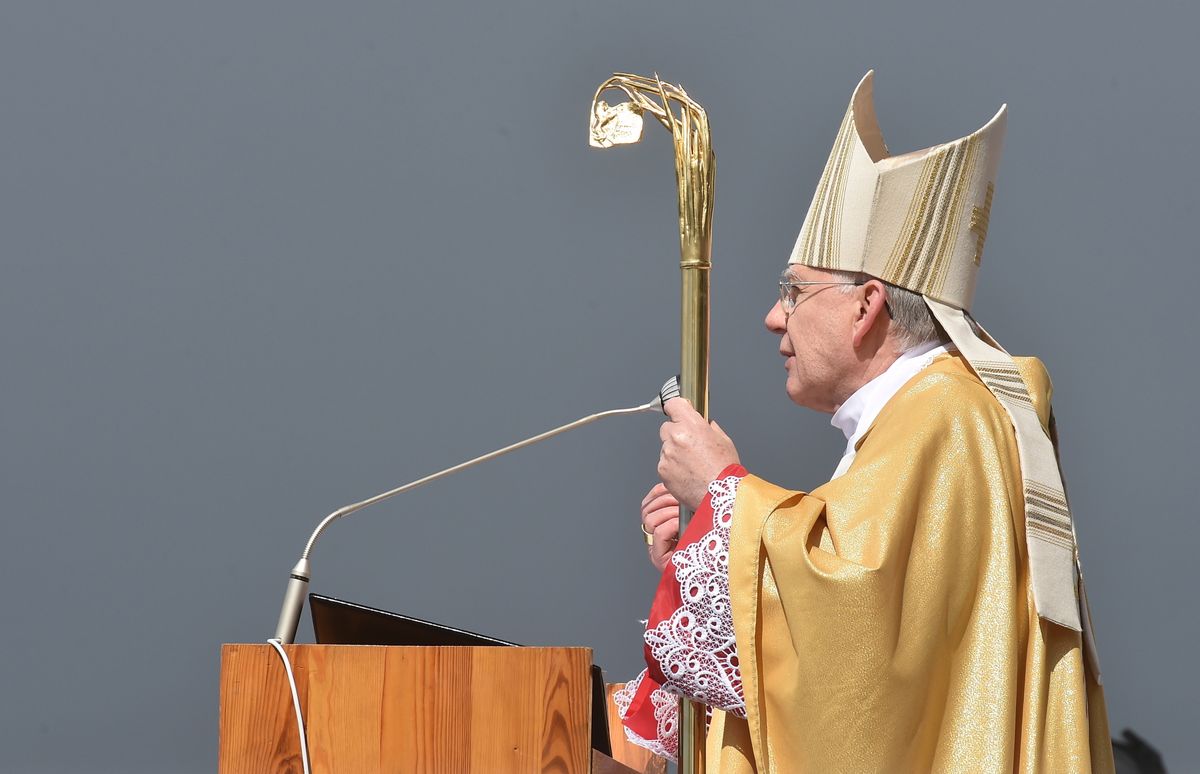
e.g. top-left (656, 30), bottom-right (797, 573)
top-left (1, 1), bottom-right (1194, 771)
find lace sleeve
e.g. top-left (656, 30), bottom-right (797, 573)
top-left (616, 466), bottom-right (747, 761)
top-left (645, 470), bottom-right (746, 716)
top-left (612, 669), bottom-right (680, 760)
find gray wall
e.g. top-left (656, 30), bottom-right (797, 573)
top-left (1, 1), bottom-right (1194, 771)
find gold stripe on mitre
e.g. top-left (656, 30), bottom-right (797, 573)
top-left (790, 72), bottom-right (1083, 632)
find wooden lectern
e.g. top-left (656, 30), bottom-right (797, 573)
top-left (219, 643), bottom-right (656, 773)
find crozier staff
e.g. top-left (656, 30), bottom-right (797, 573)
top-left (616, 71), bottom-right (1113, 773)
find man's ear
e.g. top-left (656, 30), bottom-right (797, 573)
top-left (851, 279), bottom-right (889, 348)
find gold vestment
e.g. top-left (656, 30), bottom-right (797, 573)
top-left (707, 353), bottom-right (1112, 773)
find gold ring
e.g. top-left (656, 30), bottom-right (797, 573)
top-left (641, 523), bottom-right (655, 546)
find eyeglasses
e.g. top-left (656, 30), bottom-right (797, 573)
top-left (778, 278), bottom-right (863, 314)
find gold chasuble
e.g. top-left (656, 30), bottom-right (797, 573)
top-left (707, 354), bottom-right (1112, 773)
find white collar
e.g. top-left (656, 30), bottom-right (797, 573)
top-left (830, 340), bottom-right (951, 479)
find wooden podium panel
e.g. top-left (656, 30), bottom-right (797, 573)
top-left (220, 644), bottom-right (593, 773)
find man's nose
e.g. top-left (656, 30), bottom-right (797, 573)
top-left (765, 300), bottom-right (787, 334)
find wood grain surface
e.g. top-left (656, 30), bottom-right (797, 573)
top-left (219, 644), bottom-right (592, 774)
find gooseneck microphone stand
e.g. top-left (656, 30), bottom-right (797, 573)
top-left (272, 377), bottom-right (681, 644)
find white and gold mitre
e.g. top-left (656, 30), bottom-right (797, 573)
top-left (790, 70), bottom-right (1003, 309)
top-left (792, 72), bottom-right (1087, 634)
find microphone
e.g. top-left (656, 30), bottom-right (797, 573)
top-left (272, 376), bottom-right (682, 643)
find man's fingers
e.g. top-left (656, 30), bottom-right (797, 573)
top-left (641, 492), bottom-right (679, 516)
top-left (643, 496), bottom-right (679, 520)
top-left (640, 484), bottom-right (678, 561)
top-left (642, 505), bottom-right (680, 530)
top-left (641, 482), bottom-right (669, 508)
top-left (663, 396), bottom-right (697, 423)
top-left (649, 544), bottom-right (675, 572)
top-left (648, 514), bottom-right (680, 571)
top-left (650, 518), bottom-right (680, 553)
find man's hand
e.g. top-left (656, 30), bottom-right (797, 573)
top-left (641, 483), bottom-right (680, 572)
top-left (658, 397), bottom-right (739, 511)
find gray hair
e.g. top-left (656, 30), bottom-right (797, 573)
top-left (829, 270), bottom-right (947, 351)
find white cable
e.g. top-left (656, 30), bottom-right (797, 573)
top-left (298, 396), bottom-right (665, 560)
top-left (267, 638), bottom-right (312, 774)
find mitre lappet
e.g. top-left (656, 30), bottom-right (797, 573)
top-left (790, 71), bottom-right (1088, 634)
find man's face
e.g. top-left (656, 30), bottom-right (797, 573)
top-left (764, 264), bottom-right (859, 413)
